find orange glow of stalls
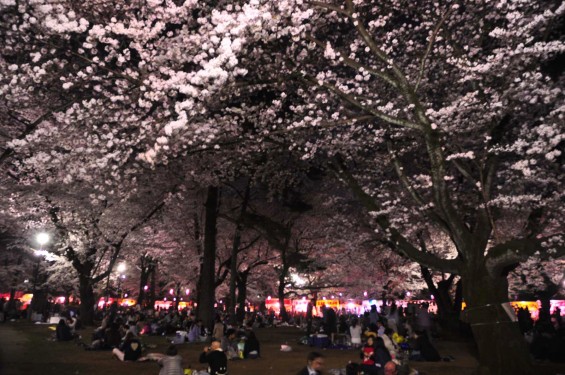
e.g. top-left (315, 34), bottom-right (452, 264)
top-left (265, 297), bottom-right (292, 315)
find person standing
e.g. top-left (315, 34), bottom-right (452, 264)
top-left (369, 305), bottom-right (379, 326)
top-left (416, 303), bottom-right (432, 342)
top-left (323, 307), bottom-right (337, 344)
top-left (349, 318), bottom-right (362, 347)
top-left (297, 351), bottom-right (324, 375)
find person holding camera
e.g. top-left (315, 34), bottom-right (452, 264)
top-left (199, 339), bottom-right (228, 375)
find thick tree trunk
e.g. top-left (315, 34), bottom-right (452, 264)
top-left (421, 266), bottom-right (457, 324)
top-left (462, 267), bottom-right (532, 375)
top-left (29, 289), bottom-right (48, 320)
top-left (149, 266), bottom-right (156, 309)
top-left (236, 272), bottom-right (248, 324)
top-left (137, 259), bottom-right (153, 308)
top-left (196, 186), bottom-right (219, 331)
top-left (306, 298), bottom-right (315, 335)
top-left (6, 287), bottom-right (17, 316)
top-left (78, 276), bottom-right (96, 326)
top-left (137, 273), bottom-right (147, 307)
top-left (228, 230), bottom-right (242, 325)
top-left (228, 183), bottom-right (249, 325)
top-left (278, 272), bottom-right (289, 322)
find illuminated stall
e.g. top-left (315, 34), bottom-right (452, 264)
top-left (264, 296), bottom-right (292, 315)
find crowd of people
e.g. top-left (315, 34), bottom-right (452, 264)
top-left (517, 305), bottom-right (565, 362)
top-left (72, 302), bottom-right (262, 375)
top-left (2, 294), bottom-right (564, 374)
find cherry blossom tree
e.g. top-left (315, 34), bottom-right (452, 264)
top-left (248, 1), bottom-right (564, 373)
top-left (1, 0), bottom-right (564, 372)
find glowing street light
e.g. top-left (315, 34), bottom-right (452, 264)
top-left (30, 232), bottom-right (50, 320)
top-left (116, 263), bottom-right (127, 299)
top-left (36, 232), bottom-right (50, 247)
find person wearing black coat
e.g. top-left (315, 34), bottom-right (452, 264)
top-left (56, 319), bottom-right (73, 341)
top-left (199, 339), bottom-right (228, 375)
top-left (243, 331), bottom-right (260, 359)
top-left (296, 351), bottom-right (324, 375)
top-left (374, 336), bottom-right (393, 375)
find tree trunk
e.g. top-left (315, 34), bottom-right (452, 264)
top-left (29, 289), bottom-right (48, 320)
top-left (228, 230), bottom-right (242, 325)
top-left (196, 186), bottom-right (219, 331)
top-left (137, 259), bottom-right (152, 308)
top-left (78, 276), bottom-right (96, 326)
top-left (278, 271), bottom-right (289, 322)
top-left (462, 267), bottom-right (532, 375)
top-left (137, 272), bottom-right (148, 307)
top-left (306, 299), bottom-right (315, 335)
top-left (6, 287), bottom-right (17, 316)
top-left (236, 272), bottom-right (248, 324)
top-left (149, 267), bottom-right (156, 309)
top-left (228, 183), bottom-right (249, 325)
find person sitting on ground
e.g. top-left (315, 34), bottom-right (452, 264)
top-left (56, 318), bottom-right (74, 341)
top-left (92, 315), bottom-right (111, 341)
top-left (359, 336), bottom-right (379, 375)
top-left (157, 345), bottom-right (183, 375)
top-left (380, 328), bottom-right (399, 359)
top-left (243, 330), bottom-right (260, 359)
top-left (212, 315), bottom-right (225, 340)
top-left (188, 319), bottom-right (204, 342)
top-left (199, 339), bottom-right (228, 375)
top-left (384, 361), bottom-right (398, 375)
top-left (345, 362), bottom-right (360, 375)
top-left (374, 336), bottom-right (393, 372)
top-left (221, 328), bottom-right (239, 360)
top-left (297, 351), bottom-right (324, 375)
top-left (410, 330), bottom-right (440, 362)
top-left (361, 336), bottom-right (376, 366)
top-left (112, 331), bottom-right (143, 361)
top-left (88, 322), bottom-right (121, 350)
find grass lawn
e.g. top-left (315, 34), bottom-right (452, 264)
top-left (1, 321), bottom-right (563, 375)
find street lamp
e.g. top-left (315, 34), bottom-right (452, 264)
top-left (36, 232), bottom-right (50, 247)
top-left (117, 263), bottom-right (126, 300)
top-left (30, 232), bottom-right (50, 320)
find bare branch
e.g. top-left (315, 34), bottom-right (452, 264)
top-left (485, 236), bottom-right (565, 277)
top-left (415, 8), bottom-right (454, 90)
top-left (333, 155), bottom-right (463, 274)
top-left (304, 33), bottom-right (399, 88)
top-left (301, 76), bottom-right (421, 130)
top-left (306, 1), bottom-right (352, 16)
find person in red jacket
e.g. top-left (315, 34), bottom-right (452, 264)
top-left (360, 336), bottom-right (379, 375)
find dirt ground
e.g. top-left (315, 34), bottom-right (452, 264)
top-left (0, 321), bottom-right (563, 375)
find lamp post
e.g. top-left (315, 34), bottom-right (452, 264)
top-left (30, 232), bottom-right (50, 320)
top-left (104, 262), bottom-right (127, 309)
top-left (117, 263), bottom-right (126, 301)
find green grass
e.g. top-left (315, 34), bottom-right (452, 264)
top-left (3, 321), bottom-right (564, 375)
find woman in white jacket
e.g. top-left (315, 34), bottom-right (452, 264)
top-left (349, 318), bottom-right (362, 347)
